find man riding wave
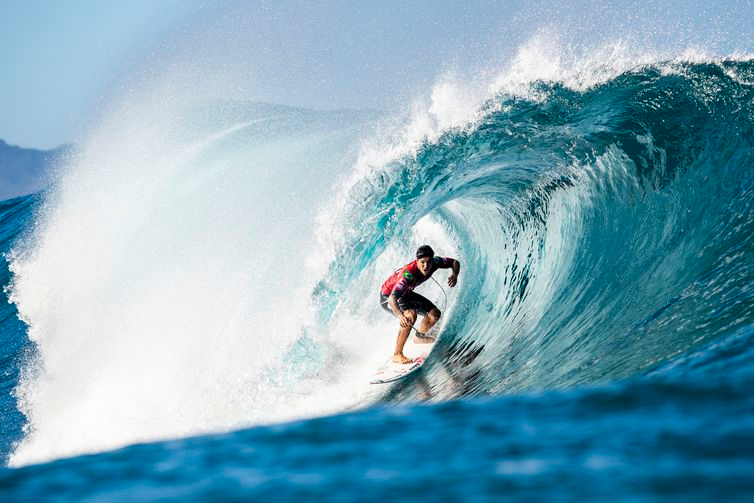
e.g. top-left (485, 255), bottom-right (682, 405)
top-left (379, 245), bottom-right (461, 364)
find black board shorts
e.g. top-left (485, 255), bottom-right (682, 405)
top-left (380, 292), bottom-right (437, 317)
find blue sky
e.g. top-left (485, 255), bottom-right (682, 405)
top-left (1, 0), bottom-right (193, 149)
top-left (2, 0), bottom-right (753, 150)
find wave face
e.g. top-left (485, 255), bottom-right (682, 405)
top-left (319, 59), bottom-right (754, 399)
top-left (1, 55), bottom-right (754, 499)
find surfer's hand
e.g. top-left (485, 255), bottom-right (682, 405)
top-left (448, 274), bottom-right (458, 287)
top-left (399, 314), bottom-right (412, 328)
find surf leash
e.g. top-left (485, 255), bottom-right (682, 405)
top-left (431, 276), bottom-right (449, 313)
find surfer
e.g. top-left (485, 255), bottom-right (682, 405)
top-left (379, 245), bottom-right (460, 364)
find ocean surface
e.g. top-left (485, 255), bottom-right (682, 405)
top-left (1, 55), bottom-right (754, 501)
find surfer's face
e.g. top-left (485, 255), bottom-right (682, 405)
top-left (417, 256), bottom-right (432, 275)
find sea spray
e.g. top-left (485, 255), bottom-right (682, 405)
top-left (7, 95), bottom-right (376, 465)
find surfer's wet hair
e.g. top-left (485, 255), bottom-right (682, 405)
top-left (416, 245), bottom-right (434, 259)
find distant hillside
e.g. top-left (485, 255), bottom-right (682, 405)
top-left (0, 139), bottom-right (70, 201)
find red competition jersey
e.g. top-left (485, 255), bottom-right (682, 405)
top-left (380, 256), bottom-right (455, 297)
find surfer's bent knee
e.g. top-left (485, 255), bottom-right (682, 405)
top-left (404, 310), bottom-right (417, 324)
top-left (430, 308), bottom-right (441, 320)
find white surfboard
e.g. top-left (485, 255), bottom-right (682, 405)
top-left (370, 333), bottom-right (439, 384)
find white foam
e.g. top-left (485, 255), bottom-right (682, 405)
top-left (8, 73), bottom-right (376, 467)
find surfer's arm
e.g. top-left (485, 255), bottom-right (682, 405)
top-left (389, 276), bottom-right (413, 328)
top-left (448, 259), bottom-right (460, 287)
top-left (388, 294), bottom-right (403, 316)
top-left (388, 294), bottom-right (412, 328)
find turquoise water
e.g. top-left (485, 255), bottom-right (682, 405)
top-left (1, 59), bottom-right (754, 500)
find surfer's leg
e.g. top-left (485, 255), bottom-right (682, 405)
top-left (393, 309), bottom-right (416, 364)
top-left (416, 308), bottom-right (441, 340)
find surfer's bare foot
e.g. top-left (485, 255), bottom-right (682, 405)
top-left (392, 353), bottom-right (413, 364)
top-left (413, 333), bottom-right (436, 344)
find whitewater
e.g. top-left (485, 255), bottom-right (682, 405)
top-left (1, 31), bottom-right (754, 500)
